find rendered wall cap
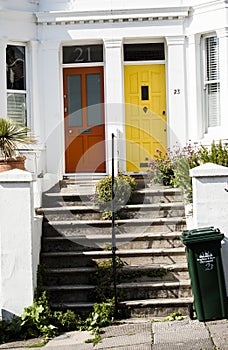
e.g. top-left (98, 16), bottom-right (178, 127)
top-left (190, 163), bottom-right (228, 178)
top-left (0, 169), bottom-right (35, 182)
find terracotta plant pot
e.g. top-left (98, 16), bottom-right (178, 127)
top-left (0, 157), bottom-right (26, 172)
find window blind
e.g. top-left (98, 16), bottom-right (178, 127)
top-left (7, 93), bottom-right (27, 126)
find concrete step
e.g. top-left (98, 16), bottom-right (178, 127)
top-left (41, 231), bottom-right (185, 252)
top-left (44, 279), bottom-right (191, 303)
top-left (41, 247), bottom-right (187, 268)
top-left (131, 187), bottom-right (183, 204)
top-left (50, 297), bottom-right (193, 317)
top-left (38, 202), bottom-right (185, 221)
top-left (42, 217), bottom-right (186, 237)
top-left (42, 263), bottom-right (190, 286)
top-left (120, 297), bottom-right (194, 318)
top-left (42, 187), bottom-right (183, 208)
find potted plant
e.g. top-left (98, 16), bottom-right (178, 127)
top-left (0, 117), bottom-right (36, 172)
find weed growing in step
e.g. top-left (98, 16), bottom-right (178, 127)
top-left (165, 311), bottom-right (183, 321)
top-left (89, 257), bottom-right (125, 302)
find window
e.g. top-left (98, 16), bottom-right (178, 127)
top-left (203, 35), bottom-right (220, 129)
top-left (6, 45), bottom-right (27, 125)
top-left (124, 43), bottom-right (165, 61)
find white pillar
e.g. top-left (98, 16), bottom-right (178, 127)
top-left (190, 163), bottom-right (228, 294)
top-left (166, 36), bottom-right (187, 148)
top-left (104, 39), bottom-right (124, 174)
top-left (28, 40), bottom-right (41, 138)
top-left (0, 169), bottom-right (36, 319)
top-left (38, 40), bottom-right (63, 180)
top-left (217, 28), bottom-right (228, 137)
top-left (0, 39), bottom-right (7, 117)
top-left (186, 34), bottom-right (203, 141)
top-left (190, 163), bottom-right (228, 233)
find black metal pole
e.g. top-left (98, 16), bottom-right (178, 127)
top-left (111, 133), bottom-right (118, 318)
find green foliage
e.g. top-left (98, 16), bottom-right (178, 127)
top-left (150, 149), bottom-right (175, 186)
top-left (53, 309), bottom-right (82, 333)
top-left (82, 299), bottom-right (115, 345)
top-left (34, 265), bottom-right (45, 300)
top-left (0, 292), bottom-right (115, 346)
top-left (89, 258), bottom-right (124, 302)
top-left (198, 140), bottom-right (228, 166)
top-left (82, 299), bottom-right (115, 334)
top-left (149, 141), bottom-right (228, 203)
top-left (21, 292), bottom-right (58, 339)
top-left (0, 117), bottom-right (36, 159)
top-left (118, 268), bottom-right (168, 282)
top-left (25, 341), bottom-right (47, 348)
top-left (165, 311), bottom-right (183, 321)
top-left (0, 316), bottom-right (24, 343)
top-left (94, 172), bottom-right (136, 220)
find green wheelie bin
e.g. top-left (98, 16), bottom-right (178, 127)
top-left (182, 227), bottom-right (227, 322)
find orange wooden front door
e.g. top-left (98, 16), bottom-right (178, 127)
top-left (63, 67), bottom-right (106, 173)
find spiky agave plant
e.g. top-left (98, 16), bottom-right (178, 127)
top-left (0, 118), bottom-right (36, 159)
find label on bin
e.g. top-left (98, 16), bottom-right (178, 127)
top-left (197, 251), bottom-right (215, 271)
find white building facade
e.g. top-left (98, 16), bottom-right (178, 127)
top-left (0, 0), bottom-right (227, 187)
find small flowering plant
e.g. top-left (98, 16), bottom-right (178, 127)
top-left (149, 149), bottom-right (175, 186)
top-left (149, 141), bottom-right (228, 203)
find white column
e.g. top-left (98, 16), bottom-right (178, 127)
top-left (28, 40), bottom-right (41, 137)
top-left (0, 169), bottom-right (36, 319)
top-left (190, 163), bottom-right (228, 294)
top-left (186, 34), bottom-right (203, 141)
top-left (38, 40), bottom-right (63, 181)
top-left (166, 36), bottom-right (187, 148)
top-left (217, 28), bottom-right (228, 136)
top-left (104, 39), bottom-right (124, 174)
top-left (0, 39), bottom-right (7, 117)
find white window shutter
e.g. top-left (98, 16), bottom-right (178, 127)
top-left (205, 36), bottom-right (220, 128)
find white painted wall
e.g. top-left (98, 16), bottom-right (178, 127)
top-left (190, 163), bottom-right (228, 294)
top-left (0, 169), bottom-right (41, 319)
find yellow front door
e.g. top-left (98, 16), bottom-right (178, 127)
top-left (124, 64), bottom-right (167, 172)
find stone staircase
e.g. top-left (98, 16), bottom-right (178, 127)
top-left (38, 174), bottom-right (193, 318)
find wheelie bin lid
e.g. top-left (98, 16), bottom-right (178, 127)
top-left (182, 226), bottom-right (224, 245)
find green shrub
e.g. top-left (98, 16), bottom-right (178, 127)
top-left (198, 140), bottom-right (228, 166)
top-left (94, 172), bottom-right (136, 219)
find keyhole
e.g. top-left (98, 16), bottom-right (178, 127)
top-left (143, 106), bottom-right (148, 113)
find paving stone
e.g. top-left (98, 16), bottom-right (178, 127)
top-left (0, 338), bottom-right (45, 349)
top-left (94, 322), bottom-right (152, 349)
top-left (102, 322), bottom-right (152, 337)
top-left (206, 319), bottom-right (228, 350)
top-left (152, 319), bottom-right (214, 350)
top-left (152, 339), bottom-right (213, 350)
top-left (45, 330), bottom-right (93, 349)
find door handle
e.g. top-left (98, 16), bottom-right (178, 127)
top-left (68, 129), bottom-right (73, 134)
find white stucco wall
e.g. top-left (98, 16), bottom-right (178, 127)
top-left (0, 170), bottom-right (41, 319)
